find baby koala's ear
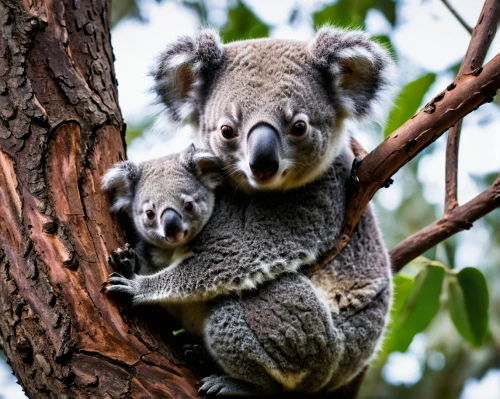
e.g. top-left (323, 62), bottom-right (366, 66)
top-left (101, 161), bottom-right (141, 213)
top-left (181, 144), bottom-right (224, 189)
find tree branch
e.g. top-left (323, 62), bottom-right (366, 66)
top-left (350, 137), bottom-right (368, 159)
top-left (445, 0), bottom-right (500, 213)
top-left (307, 53), bottom-right (500, 277)
top-left (390, 174), bottom-right (500, 271)
top-left (441, 0), bottom-right (473, 34)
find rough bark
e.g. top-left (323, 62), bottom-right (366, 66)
top-left (0, 1), bottom-right (200, 397)
top-left (1, 1), bottom-right (499, 398)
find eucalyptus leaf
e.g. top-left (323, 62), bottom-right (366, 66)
top-left (384, 73), bottom-right (436, 138)
top-left (313, 0), bottom-right (375, 29)
top-left (447, 267), bottom-right (489, 347)
top-left (221, 0), bottom-right (269, 42)
top-left (385, 263), bottom-right (445, 353)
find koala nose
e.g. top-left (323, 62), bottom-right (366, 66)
top-left (248, 124), bottom-right (280, 180)
top-left (163, 209), bottom-right (184, 243)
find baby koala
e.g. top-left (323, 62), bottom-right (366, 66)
top-left (102, 144), bottom-right (222, 335)
top-left (102, 144), bottom-right (222, 276)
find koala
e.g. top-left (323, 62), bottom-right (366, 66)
top-left (103, 146), bottom-right (341, 395)
top-left (103, 27), bottom-right (395, 395)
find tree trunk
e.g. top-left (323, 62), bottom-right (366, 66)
top-left (0, 0), bottom-right (200, 397)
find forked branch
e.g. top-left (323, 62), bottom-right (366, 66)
top-left (445, 0), bottom-right (500, 213)
top-left (390, 174), bottom-right (500, 271)
top-left (441, 0), bottom-right (473, 34)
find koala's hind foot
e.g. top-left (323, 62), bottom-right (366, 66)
top-left (198, 375), bottom-right (265, 397)
top-left (183, 343), bottom-right (210, 365)
top-left (108, 243), bottom-right (138, 277)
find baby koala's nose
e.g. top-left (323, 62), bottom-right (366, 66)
top-left (163, 209), bottom-right (184, 243)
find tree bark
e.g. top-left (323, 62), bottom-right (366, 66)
top-left (1, 1), bottom-right (499, 399)
top-left (0, 0), bottom-right (200, 397)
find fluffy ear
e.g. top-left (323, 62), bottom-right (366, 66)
top-left (309, 26), bottom-right (396, 122)
top-left (181, 144), bottom-right (224, 189)
top-left (101, 161), bottom-right (141, 213)
top-left (152, 29), bottom-right (224, 124)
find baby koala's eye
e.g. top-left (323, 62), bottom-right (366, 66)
top-left (221, 125), bottom-right (236, 139)
top-left (184, 201), bottom-right (194, 212)
top-left (291, 121), bottom-right (307, 137)
top-left (145, 210), bottom-right (156, 220)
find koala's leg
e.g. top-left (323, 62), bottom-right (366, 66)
top-left (201, 298), bottom-right (282, 397)
top-left (310, 207), bottom-right (393, 391)
top-left (202, 274), bottom-right (340, 396)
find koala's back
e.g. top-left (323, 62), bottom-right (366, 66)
top-left (205, 273), bottom-right (340, 393)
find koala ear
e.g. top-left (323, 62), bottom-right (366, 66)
top-left (181, 145), bottom-right (224, 189)
top-left (152, 29), bottom-right (224, 124)
top-left (309, 26), bottom-right (396, 122)
top-left (101, 161), bottom-right (141, 213)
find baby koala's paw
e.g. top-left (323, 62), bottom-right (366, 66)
top-left (108, 243), bottom-right (137, 277)
top-left (101, 272), bottom-right (141, 304)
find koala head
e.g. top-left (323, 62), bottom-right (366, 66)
top-left (153, 27), bottom-right (395, 192)
top-left (102, 145), bottom-right (222, 249)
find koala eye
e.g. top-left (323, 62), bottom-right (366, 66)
top-left (221, 125), bottom-right (236, 140)
top-left (291, 121), bottom-right (307, 137)
top-left (145, 210), bottom-right (156, 220)
top-left (184, 201), bottom-right (194, 212)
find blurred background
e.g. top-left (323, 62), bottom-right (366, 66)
top-left (1, 1), bottom-right (499, 398)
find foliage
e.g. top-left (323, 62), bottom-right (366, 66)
top-left (384, 73), bottom-right (436, 137)
top-left (221, 0), bottom-right (269, 42)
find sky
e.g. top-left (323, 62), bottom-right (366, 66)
top-left (1, 1), bottom-right (499, 398)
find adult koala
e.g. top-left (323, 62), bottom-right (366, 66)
top-left (105, 27), bottom-right (395, 395)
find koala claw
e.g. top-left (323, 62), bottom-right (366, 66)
top-left (198, 375), bottom-right (261, 397)
top-left (108, 243), bottom-right (137, 277)
top-left (101, 273), bottom-right (139, 302)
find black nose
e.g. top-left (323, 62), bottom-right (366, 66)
top-left (163, 209), bottom-right (182, 238)
top-left (248, 124), bottom-right (280, 180)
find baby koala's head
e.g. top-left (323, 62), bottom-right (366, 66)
top-left (102, 145), bottom-right (223, 249)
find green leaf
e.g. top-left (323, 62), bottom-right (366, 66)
top-left (372, 35), bottom-right (397, 61)
top-left (384, 73), bottom-right (436, 137)
top-left (385, 263), bottom-right (445, 353)
top-left (447, 267), bottom-right (489, 347)
top-left (313, 0), bottom-right (375, 29)
top-left (221, 0), bottom-right (270, 42)
top-left (373, 0), bottom-right (397, 26)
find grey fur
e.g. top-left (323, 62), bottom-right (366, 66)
top-left (104, 151), bottom-right (391, 393)
top-left (153, 27), bottom-right (395, 192)
top-left (104, 27), bottom-right (395, 395)
top-left (102, 144), bottom-right (222, 274)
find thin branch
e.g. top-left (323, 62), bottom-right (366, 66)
top-left (445, 0), bottom-right (500, 213)
top-left (390, 174), bottom-right (500, 272)
top-left (306, 53), bottom-right (500, 277)
top-left (441, 0), bottom-right (473, 34)
top-left (350, 137), bottom-right (368, 159)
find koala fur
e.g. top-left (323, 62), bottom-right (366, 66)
top-left (104, 27), bottom-right (394, 395)
top-left (102, 144), bottom-right (223, 275)
top-left (153, 27), bottom-right (394, 192)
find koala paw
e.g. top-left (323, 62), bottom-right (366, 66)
top-left (101, 272), bottom-right (140, 303)
top-left (183, 344), bottom-right (207, 364)
top-left (108, 243), bottom-right (137, 277)
top-left (198, 375), bottom-right (261, 397)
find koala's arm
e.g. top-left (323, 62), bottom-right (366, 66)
top-left (310, 205), bottom-right (392, 390)
top-left (104, 154), bottom-right (351, 305)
